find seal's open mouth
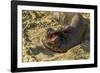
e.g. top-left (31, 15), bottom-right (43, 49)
top-left (49, 34), bottom-right (58, 44)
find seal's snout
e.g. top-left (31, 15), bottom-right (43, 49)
top-left (46, 28), bottom-right (55, 38)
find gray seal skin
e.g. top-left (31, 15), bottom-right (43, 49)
top-left (43, 13), bottom-right (88, 53)
top-left (59, 14), bottom-right (88, 52)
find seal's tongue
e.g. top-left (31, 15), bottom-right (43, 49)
top-left (51, 35), bottom-right (57, 42)
top-left (49, 34), bottom-right (57, 43)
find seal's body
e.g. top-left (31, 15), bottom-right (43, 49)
top-left (42, 14), bottom-right (88, 53)
top-left (59, 14), bottom-right (88, 52)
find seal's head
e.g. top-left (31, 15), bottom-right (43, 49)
top-left (45, 28), bottom-right (59, 45)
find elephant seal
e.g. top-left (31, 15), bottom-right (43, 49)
top-left (42, 13), bottom-right (88, 53)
